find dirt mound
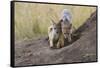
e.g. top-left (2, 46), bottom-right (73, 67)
top-left (15, 11), bottom-right (97, 67)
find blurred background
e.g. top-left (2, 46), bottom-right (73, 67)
top-left (14, 2), bottom-right (96, 41)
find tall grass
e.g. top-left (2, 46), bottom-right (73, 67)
top-left (14, 2), bottom-right (96, 41)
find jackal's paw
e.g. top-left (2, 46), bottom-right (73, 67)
top-left (61, 45), bottom-right (64, 48)
top-left (56, 45), bottom-right (61, 49)
top-left (50, 45), bottom-right (54, 48)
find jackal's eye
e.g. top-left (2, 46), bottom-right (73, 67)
top-left (50, 28), bottom-right (52, 31)
top-left (64, 33), bottom-right (67, 34)
top-left (54, 28), bottom-right (56, 30)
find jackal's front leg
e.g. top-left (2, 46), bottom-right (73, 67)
top-left (60, 37), bottom-right (64, 48)
top-left (56, 41), bottom-right (61, 48)
top-left (50, 41), bottom-right (54, 48)
top-left (56, 36), bottom-right (64, 48)
top-left (68, 34), bottom-right (72, 42)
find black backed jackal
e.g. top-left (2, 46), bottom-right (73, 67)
top-left (60, 9), bottom-right (73, 42)
top-left (48, 20), bottom-right (64, 48)
top-left (48, 9), bottom-right (74, 48)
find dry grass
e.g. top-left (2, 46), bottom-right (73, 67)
top-left (14, 2), bottom-right (96, 41)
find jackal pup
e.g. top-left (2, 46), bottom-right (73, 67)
top-left (48, 20), bottom-right (64, 48)
top-left (60, 9), bottom-right (73, 42)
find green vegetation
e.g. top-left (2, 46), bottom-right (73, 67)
top-left (15, 2), bottom-right (96, 41)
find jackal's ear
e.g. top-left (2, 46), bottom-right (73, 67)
top-left (51, 19), bottom-right (56, 25)
top-left (48, 27), bottom-right (52, 33)
top-left (58, 19), bottom-right (63, 25)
